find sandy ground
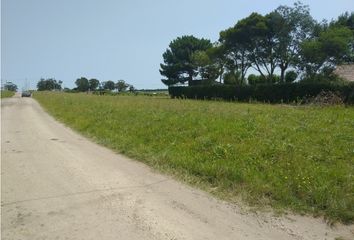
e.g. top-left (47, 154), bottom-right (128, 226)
top-left (1, 95), bottom-right (353, 240)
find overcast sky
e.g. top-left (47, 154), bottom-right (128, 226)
top-left (2, 0), bottom-right (354, 90)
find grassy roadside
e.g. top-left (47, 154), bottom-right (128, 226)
top-left (34, 92), bottom-right (354, 223)
top-left (1, 90), bottom-right (15, 98)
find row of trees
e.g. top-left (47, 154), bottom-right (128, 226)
top-left (36, 77), bottom-right (134, 92)
top-left (37, 78), bottom-right (63, 91)
top-left (74, 77), bottom-right (134, 92)
top-left (160, 2), bottom-right (354, 86)
top-left (3, 82), bottom-right (18, 91)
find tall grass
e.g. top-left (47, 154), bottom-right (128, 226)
top-left (34, 92), bottom-right (354, 223)
top-left (1, 90), bottom-right (15, 98)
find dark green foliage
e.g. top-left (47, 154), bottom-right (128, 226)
top-left (75, 77), bottom-right (89, 92)
top-left (248, 74), bottom-right (265, 85)
top-left (129, 85), bottom-right (136, 92)
top-left (217, 2), bottom-right (318, 83)
top-left (223, 71), bottom-right (242, 85)
top-left (102, 80), bottom-right (115, 90)
top-left (332, 11), bottom-right (354, 31)
top-left (115, 80), bottom-right (129, 92)
top-left (160, 35), bottom-right (212, 86)
top-left (299, 26), bottom-right (353, 77)
top-left (219, 13), bottom-right (256, 82)
top-left (161, 78), bottom-right (180, 86)
top-left (37, 78), bottom-right (62, 91)
top-left (191, 50), bottom-right (220, 82)
top-left (248, 74), bottom-right (280, 85)
top-left (285, 70), bottom-right (298, 82)
top-left (247, 12), bottom-right (281, 79)
top-left (88, 79), bottom-right (100, 91)
top-left (220, 11), bottom-right (291, 82)
top-left (274, 2), bottom-right (315, 82)
top-left (204, 45), bottom-right (228, 83)
top-left (160, 4), bottom-right (353, 86)
top-left (330, 12), bottom-right (354, 63)
top-left (169, 82), bottom-right (354, 104)
top-left (3, 82), bottom-right (18, 91)
top-left (301, 70), bottom-right (345, 84)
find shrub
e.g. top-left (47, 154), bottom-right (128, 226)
top-left (169, 82), bottom-right (354, 104)
top-left (224, 71), bottom-right (242, 85)
top-left (248, 74), bottom-right (280, 85)
top-left (285, 70), bottom-right (298, 83)
top-left (248, 74), bottom-right (267, 85)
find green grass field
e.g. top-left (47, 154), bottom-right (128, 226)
top-left (34, 92), bottom-right (354, 223)
top-left (1, 90), bottom-right (15, 98)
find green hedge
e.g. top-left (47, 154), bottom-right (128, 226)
top-left (168, 82), bottom-right (354, 104)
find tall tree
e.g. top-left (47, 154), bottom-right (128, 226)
top-left (4, 82), bottom-right (18, 91)
top-left (128, 85), bottom-right (136, 92)
top-left (274, 1), bottom-right (315, 82)
top-left (37, 78), bottom-right (62, 91)
top-left (220, 12), bottom-right (281, 82)
top-left (331, 12), bottom-right (354, 31)
top-left (299, 25), bottom-right (353, 77)
top-left (205, 44), bottom-right (228, 83)
top-left (220, 15), bottom-right (255, 83)
top-left (88, 78), bottom-right (100, 91)
top-left (75, 77), bottom-right (89, 92)
top-left (115, 80), bottom-right (128, 92)
top-left (249, 12), bottom-right (280, 81)
top-left (160, 35), bottom-right (212, 86)
top-left (191, 50), bottom-right (219, 83)
top-left (330, 12), bottom-right (354, 63)
top-left (102, 80), bottom-right (115, 91)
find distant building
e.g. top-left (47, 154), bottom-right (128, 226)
top-left (334, 64), bottom-right (354, 82)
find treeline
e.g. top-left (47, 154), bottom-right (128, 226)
top-left (73, 77), bottom-right (135, 92)
top-left (160, 2), bottom-right (354, 86)
top-left (36, 77), bottom-right (135, 92)
top-left (2, 82), bottom-right (18, 92)
top-left (37, 78), bottom-right (62, 91)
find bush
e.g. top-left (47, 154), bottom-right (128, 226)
top-left (248, 74), bottom-right (267, 85)
top-left (169, 82), bottom-right (354, 104)
top-left (285, 70), bottom-right (298, 83)
top-left (248, 74), bottom-right (280, 85)
top-left (224, 71), bottom-right (242, 85)
top-left (301, 70), bottom-right (346, 84)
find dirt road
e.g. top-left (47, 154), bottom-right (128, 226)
top-left (1, 95), bottom-right (353, 240)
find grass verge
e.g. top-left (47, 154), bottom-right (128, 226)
top-left (1, 90), bottom-right (15, 98)
top-left (34, 92), bottom-right (354, 223)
